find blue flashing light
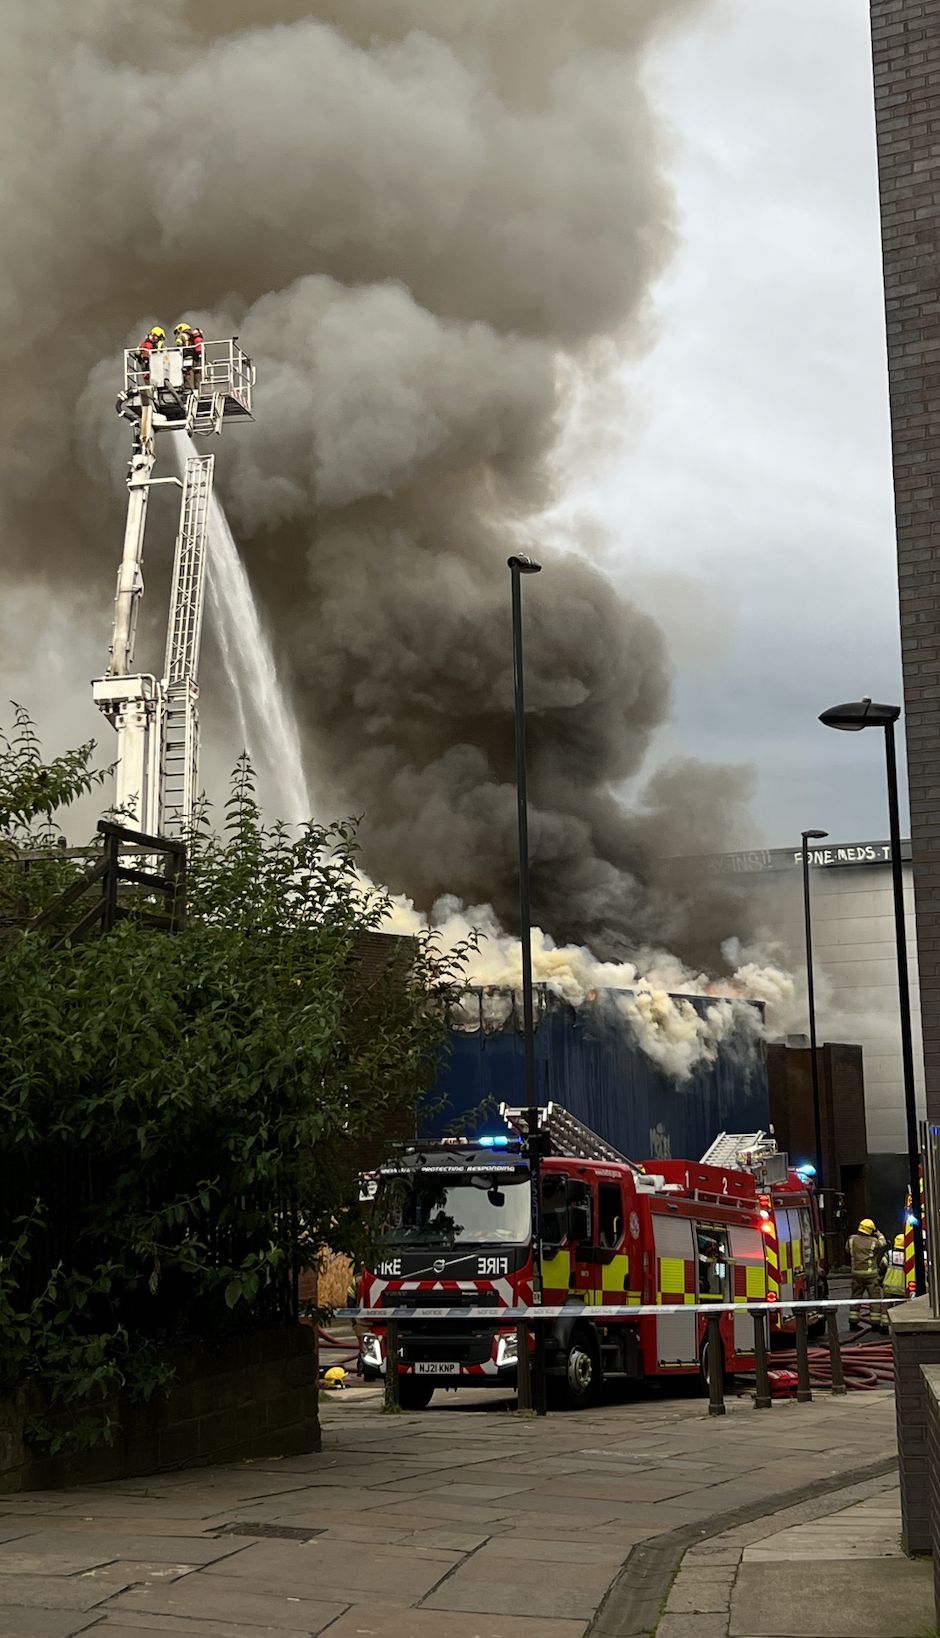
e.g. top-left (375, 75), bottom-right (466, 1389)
top-left (478, 1133), bottom-right (510, 1148)
top-left (907, 1213), bottom-right (919, 1228)
top-left (796, 1162), bottom-right (816, 1177)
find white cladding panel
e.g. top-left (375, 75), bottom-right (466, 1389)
top-left (753, 860), bottom-right (924, 1154)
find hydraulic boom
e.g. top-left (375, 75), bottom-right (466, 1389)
top-left (92, 336), bottom-right (255, 835)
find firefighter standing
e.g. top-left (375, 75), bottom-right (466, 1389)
top-left (174, 321), bottom-right (204, 389)
top-left (882, 1232), bottom-right (907, 1301)
top-left (847, 1217), bottom-right (888, 1331)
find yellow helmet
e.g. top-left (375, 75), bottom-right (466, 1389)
top-left (859, 1218), bottom-right (876, 1235)
top-left (150, 325), bottom-right (166, 339)
top-left (323, 1366), bottom-right (346, 1388)
top-left (895, 1233), bottom-right (906, 1250)
top-left (174, 321), bottom-right (192, 335)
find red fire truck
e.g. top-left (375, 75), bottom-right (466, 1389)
top-left (356, 1106), bottom-right (826, 1409)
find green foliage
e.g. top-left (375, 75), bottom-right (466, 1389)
top-left (0, 705), bottom-right (108, 930)
top-left (0, 721), bottom-right (468, 1453)
top-left (0, 704), bottom-right (106, 836)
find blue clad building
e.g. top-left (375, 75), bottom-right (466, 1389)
top-left (431, 988), bottom-right (770, 1163)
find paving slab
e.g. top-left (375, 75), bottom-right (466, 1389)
top-left (666, 1578), bottom-right (732, 1613)
top-left (79, 1560), bottom-right (199, 1586)
top-left (201, 1537), bottom-right (457, 1598)
top-left (105, 1580), bottom-right (348, 1633)
top-left (477, 1535), bottom-right (625, 1565)
top-left (404, 1528), bottom-right (492, 1552)
top-left (422, 1576), bottom-right (598, 1620)
top-left (417, 1479), bottom-right (536, 1501)
top-left (0, 1574), bottom-right (122, 1611)
top-left (0, 1611), bottom-right (102, 1637)
top-left (94, 1619), bottom-right (313, 1637)
top-left (0, 1530), bottom-right (248, 1573)
top-left (0, 1541), bottom-right (118, 1576)
top-left (318, 1607), bottom-right (588, 1638)
top-left (442, 1551), bottom-right (616, 1594)
top-left (657, 1618), bottom-right (729, 1638)
top-left (729, 1560), bottom-right (933, 1637)
top-left (314, 1522), bottom-right (415, 1545)
top-left (10, 1515), bottom-right (230, 1537)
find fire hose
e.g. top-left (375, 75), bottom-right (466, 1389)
top-left (760, 1336), bottom-right (894, 1394)
top-left (317, 1326), bottom-right (360, 1375)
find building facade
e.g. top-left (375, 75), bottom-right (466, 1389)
top-left (704, 839), bottom-right (924, 1220)
top-left (870, 1), bottom-right (940, 1120)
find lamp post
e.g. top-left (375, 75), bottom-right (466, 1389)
top-left (508, 553), bottom-right (546, 1412)
top-left (801, 828), bottom-right (828, 1233)
top-left (819, 698), bottom-right (926, 1295)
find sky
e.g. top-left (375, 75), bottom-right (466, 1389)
top-left (571, 0), bottom-right (904, 849)
top-left (4, 0), bottom-right (905, 856)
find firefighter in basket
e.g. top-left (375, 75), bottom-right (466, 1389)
top-left (174, 321), bottom-right (204, 390)
top-left (136, 325), bottom-right (166, 379)
top-left (882, 1232), bottom-right (907, 1301)
top-left (847, 1217), bottom-right (888, 1331)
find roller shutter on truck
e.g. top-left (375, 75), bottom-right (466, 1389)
top-left (653, 1216), bottom-right (697, 1365)
top-left (729, 1226), bottom-right (766, 1352)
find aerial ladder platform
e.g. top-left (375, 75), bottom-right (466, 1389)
top-left (92, 337), bottom-right (255, 836)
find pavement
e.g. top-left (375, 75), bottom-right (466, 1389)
top-left (0, 1379), bottom-right (929, 1638)
top-left (656, 1478), bottom-right (931, 1638)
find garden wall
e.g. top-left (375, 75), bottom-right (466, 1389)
top-left (0, 1322), bottom-right (317, 1492)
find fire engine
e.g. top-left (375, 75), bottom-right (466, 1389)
top-left (356, 1105), bottom-right (826, 1410)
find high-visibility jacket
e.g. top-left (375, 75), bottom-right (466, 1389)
top-left (847, 1231), bottom-right (886, 1278)
top-left (883, 1249), bottom-right (906, 1298)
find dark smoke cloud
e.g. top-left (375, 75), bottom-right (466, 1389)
top-left (0, 0), bottom-right (755, 964)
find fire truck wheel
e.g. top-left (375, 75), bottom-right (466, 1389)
top-left (553, 1329), bottom-right (600, 1410)
top-left (397, 1377), bottom-right (435, 1411)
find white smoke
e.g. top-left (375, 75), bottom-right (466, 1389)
top-left (385, 893), bottom-right (798, 1081)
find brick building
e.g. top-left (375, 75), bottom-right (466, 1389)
top-left (870, 1), bottom-right (940, 1120)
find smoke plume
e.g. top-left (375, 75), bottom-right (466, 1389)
top-left (1, 1), bottom-right (761, 968)
top-left (387, 895), bottom-right (801, 1081)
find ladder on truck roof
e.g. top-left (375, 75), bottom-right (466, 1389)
top-left (702, 1131), bottom-right (790, 1184)
top-left (701, 1131), bottom-right (768, 1168)
top-left (499, 1102), bottom-right (640, 1170)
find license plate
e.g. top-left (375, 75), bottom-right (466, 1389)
top-left (414, 1362), bottom-right (461, 1375)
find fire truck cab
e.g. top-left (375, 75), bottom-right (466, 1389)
top-left (356, 1106), bottom-right (824, 1410)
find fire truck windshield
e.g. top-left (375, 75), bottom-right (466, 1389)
top-left (376, 1174), bottom-right (530, 1247)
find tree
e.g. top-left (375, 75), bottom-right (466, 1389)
top-left (0, 703), bottom-right (107, 932)
top-left (0, 715), bottom-right (465, 1450)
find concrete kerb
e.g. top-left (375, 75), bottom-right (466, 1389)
top-left (586, 1455), bottom-right (899, 1638)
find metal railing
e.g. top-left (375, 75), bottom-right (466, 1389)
top-left (339, 1297), bottom-right (902, 1416)
top-left (122, 340), bottom-right (254, 417)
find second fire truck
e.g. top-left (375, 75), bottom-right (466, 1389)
top-left (357, 1105), bottom-right (826, 1409)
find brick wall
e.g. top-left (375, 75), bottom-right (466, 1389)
top-left (0, 1323), bottom-right (318, 1493)
top-left (870, 0), bottom-right (940, 1117)
top-left (890, 1300), bottom-right (940, 1551)
top-left (924, 1365), bottom-right (940, 1617)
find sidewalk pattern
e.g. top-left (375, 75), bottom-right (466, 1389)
top-left (0, 1386), bottom-right (902, 1637)
top-left (657, 1481), bottom-right (932, 1638)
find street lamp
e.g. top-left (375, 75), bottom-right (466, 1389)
top-left (801, 829), bottom-right (828, 1234)
top-left (508, 554), bottom-right (546, 1411)
top-left (819, 697), bottom-right (926, 1294)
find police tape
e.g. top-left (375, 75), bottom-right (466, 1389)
top-left (336, 1297), bottom-right (904, 1322)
